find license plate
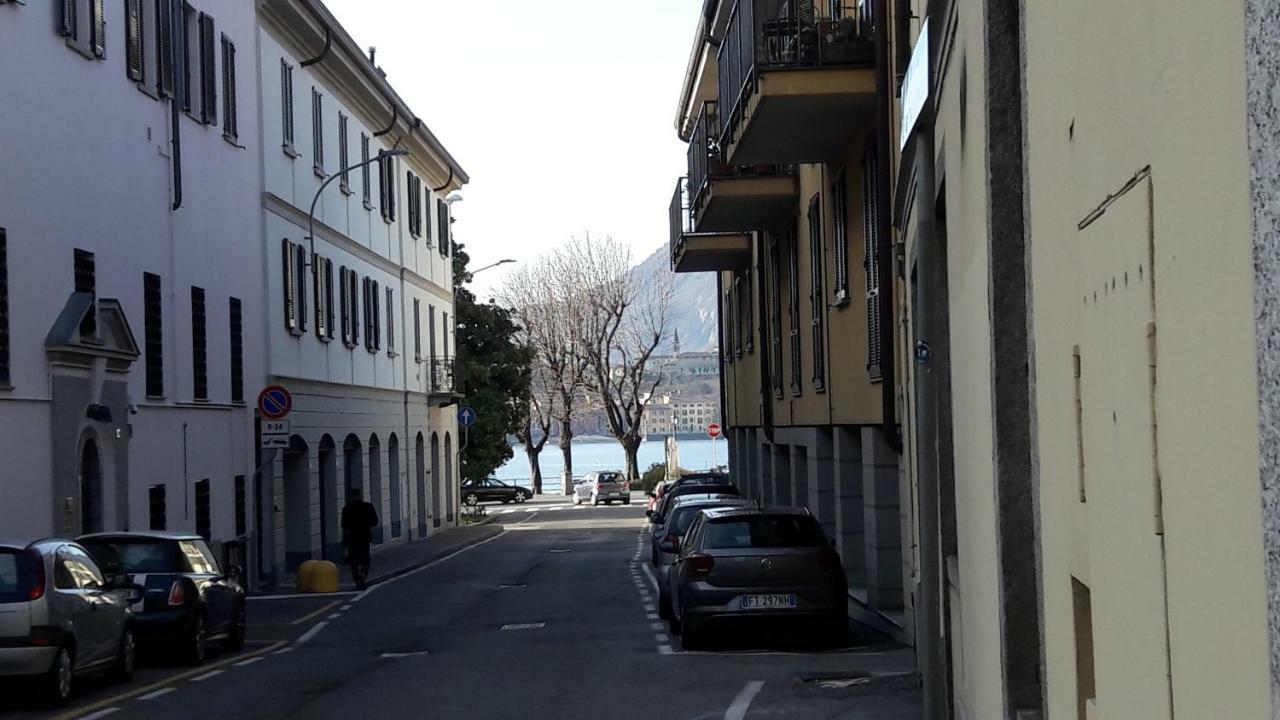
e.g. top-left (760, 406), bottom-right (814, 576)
top-left (740, 593), bottom-right (797, 610)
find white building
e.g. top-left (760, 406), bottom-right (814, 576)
top-left (256, 0), bottom-right (466, 581)
top-left (672, 396), bottom-right (719, 435)
top-left (0, 0), bottom-right (263, 557)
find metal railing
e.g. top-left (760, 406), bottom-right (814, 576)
top-left (717, 0), bottom-right (876, 152)
top-left (669, 177), bottom-right (692, 268)
top-left (687, 101), bottom-right (719, 213)
top-left (429, 357), bottom-right (458, 395)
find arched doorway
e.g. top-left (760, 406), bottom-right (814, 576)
top-left (368, 434), bottom-right (383, 544)
top-left (430, 433), bottom-right (441, 528)
top-left (415, 433), bottom-right (427, 537)
top-left (79, 437), bottom-right (103, 534)
top-left (444, 433), bottom-right (454, 524)
top-left (388, 434), bottom-right (402, 539)
top-left (319, 435), bottom-right (338, 561)
top-left (343, 434), bottom-right (364, 500)
top-left (284, 436), bottom-right (311, 571)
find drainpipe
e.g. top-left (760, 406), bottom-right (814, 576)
top-left (168, 0), bottom-right (183, 211)
top-left (874, 0), bottom-right (901, 454)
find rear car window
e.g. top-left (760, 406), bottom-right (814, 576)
top-left (82, 540), bottom-right (185, 574)
top-left (671, 506), bottom-right (713, 536)
top-left (0, 550), bottom-right (27, 603)
top-left (705, 516), bottom-right (827, 549)
top-left (598, 472), bottom-right (624, 484)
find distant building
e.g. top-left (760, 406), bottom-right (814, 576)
top-left (671, 395), bottom-right (719, 435)
top-left (640, 394), bottom-right (674, 438)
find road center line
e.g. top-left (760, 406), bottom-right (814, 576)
top-left (724, 681), bottom-right (765, 720)
top-left (76, 708), bottom-right (121, 720)
top-left (137, 687), bottom-right (177, 701)
top-left (295, 621), bottom-right (327, 646)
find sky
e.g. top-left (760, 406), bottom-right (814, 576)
top-left (325, 0), bottom-right (702, 299)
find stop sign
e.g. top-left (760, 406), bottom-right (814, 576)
top-left (707, 423), bottom-right (722, 438)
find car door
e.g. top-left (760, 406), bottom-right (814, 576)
top-left (670, 516), bottom-right (705, 617)
top-left (66, 546), bottom-right (128, 659)
top-left (483, 479), bottom-right (507, 502)
top-left (574, 474), bottom-right (592, 501)
top-left (183, 540), bottom-right (233, 633)
top-left (52, 546), bottom-right (108, 666)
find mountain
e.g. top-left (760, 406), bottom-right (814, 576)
top-left (633, 244), bottom-right (719, 353)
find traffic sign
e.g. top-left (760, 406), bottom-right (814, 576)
top-left (260, 419), bottom-right (290, 449)
top-left (258, 385), bottom-right (292, 420)
top-left (708, 423), bottom-right (722, 439)
top-left (260, 434), bottom-right (290, 450)
top-left (458, 406), bottom-right (477, 429)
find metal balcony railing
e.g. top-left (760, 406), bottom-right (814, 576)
top-left (669, 177), bottom-right (693, 269)
top-left (717, 0), bottom-right (876, 152)
top-left (429, 357), bottom-right (459, 395)
top-left (686, 100), bottom-right (797, 220)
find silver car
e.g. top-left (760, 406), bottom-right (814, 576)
top-left (572, 471), bottom-right (631, 506)
top-left (0, 539), bottom-right (139, 706)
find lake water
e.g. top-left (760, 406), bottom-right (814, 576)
top-left (494, 437), bottom-right (726, 494)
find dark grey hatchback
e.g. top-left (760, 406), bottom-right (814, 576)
top-left (666, 506), bottom-right (848, 650)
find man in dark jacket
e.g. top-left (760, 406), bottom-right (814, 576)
top-left (341, 487), bottom-right (379, 590)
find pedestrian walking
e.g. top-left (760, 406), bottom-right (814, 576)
top-left (341, 487), bottom-right (379, 590)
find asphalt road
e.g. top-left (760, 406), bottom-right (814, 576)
top-left (4, 497), bottom-right (922, 720)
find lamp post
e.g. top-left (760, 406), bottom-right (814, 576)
top-left (466, 258), bottom-right (516, 280)
top-left (306, 148), bottom-right (409, 263)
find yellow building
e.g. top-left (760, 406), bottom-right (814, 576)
top-left (894, 0), bottom-right (1279, 718)
top-left (669, 0), bottom-right (912, 638)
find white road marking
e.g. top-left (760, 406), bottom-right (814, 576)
top-left (643, 604), bottom-right (655, 612)
top-left (327, 613), bottom-right (341, 620)
top-left (380, 650), bottom-right (431, 658)
top-left (76, 708), bottom-right (121, 720)
top-left (340, 604), bottom-right (352, 611)
top-left (355, 528), bottom-right (510, 602)
top-left (500, 622), bottom-right (547, 631)
top-left (234, 656), bottom-right (265, 667)
top-left (646, 613), bottom-right (660, 620)
top-left (189, 670), bottom-right (225, 683)
top-left (652, 633), bottom-right (668, 644)
top-left (295, 621), bottom-right (327, 646)
top-left (724, 681), bottom-right (766, 720)
top-left (273, 647), bottom-right (294, 655)
top-left (247, 591), bottom-right (359, 602)
top-left (650, 622), bottom-right (666, 631)
top-left (138, 687), bottom-right (178, 701)
top-left (657, 644), bottom-right (674, 655)
top-left (641, 561), bottom-right (661, 594)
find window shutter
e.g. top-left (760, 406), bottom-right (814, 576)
top-left (378, 154), bottom-right (389, 220)
top-left (191, 287), bottom-right (207, 401)
top-left (60, 0), bottom-right (76, 38)
top-left (437, 199), bottom-right (450, 256)
top-left (144, 272), bottom-right (163, 397)
top-left (312, 89), bottom-right (324, 173)
top-left (282, 240), bottom-right (297, 332)
top-left (90, 0), bottom-right (106, 57)
top-left (808, 194), bottom-right (826, 389)
top-left (324, 259), bottom-right (335, 340)
top-left (281, 61), bottom-right (294, 149)
top-left (413, 299), bottom-right (421, 360)
top-left (338, 114), bottom-right (349, 192)
top-left (295, 244), bottom-right (308, 333)
top-left (386, 287), bottom-right (395, 354)
top-left (349, 269), bottom-right (360, 346)
top-left (361, 135), bottom-right (372, 207)
top-left (362, 277), bottom-right (371, 350)
top-left (230, 297), bottom-right (243, 403)
top-left (126, 0), bottom-right (144, 81)
top-left (157, 0), bottom-right (174, 96)
top-left (833, 174), bottom-right (849, 298)
top-left (339, 267), bottom-right (350, 344)
top-left (862, 143), bottom-right (882, 379)
top-left (199, 13), bottom-right (216, 124)
top-left (0, 230), bottom-right (8, 387)
top-left (313, 254), bottom-right (325, 339)
top-left (221, 35), bottom-right (237, 142)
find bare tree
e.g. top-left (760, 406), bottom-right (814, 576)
top-left (501, 259), bottom-right (592, 495)
top-left (515, 360), bottom-right (557, 494)
top-left (563, 234), bottom-right (673, 481)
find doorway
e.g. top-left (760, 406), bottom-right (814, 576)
top-left (79, 437), bottom-right (103, 534)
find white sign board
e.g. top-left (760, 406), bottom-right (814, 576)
top-left (261, 419), bottom-right (290, 449)
top-left (899, 18), bottom-right (930, 150)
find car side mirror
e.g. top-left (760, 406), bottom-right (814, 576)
top-left (645, 492), bottom-right (656, 499)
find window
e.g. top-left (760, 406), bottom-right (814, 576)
top-left (0, 230), bottom-right (8, 387)
top-left (862, 143), bottom-right (882, 380)
top-left (413, 298), bottom-right (421, 361)
top-left (386, 287), bottom-right (396, 356)
top-left (338, 113), bottom-right (350, 194)
top-left (729, 280), bottom-right (739, 361)
top-left (311, 88), bottom-right (324, 175)
top-left (379, 153), bottom-right (396, 222)
top-left (832, 173), bottom-right (850, 301)
top-left (221, 34), bottom-right (237, 143)
top-left (194, 479), bottom-right (211, 539)
top-left (229, 297), bottom-right (243, 403)
top-left (428, 305), bottom-right (437, 362)
top-left (191, 286), bottom-right (207, 401)
top-left (437, 199), bottom-right (450, 256)
top-left (234, 474), bottom-right (246, 537)
top-left (443, 312), bottom-right (450, 360)
top-left (313, 255), bottom-right (334, 341)
top-left (126, 0), bottom-right (145, 81)
top-left (360, 134), bottom-right (372, 209)
top-left (60, 0), bottom-right (77, 39)
top-left (144, 272), bottom-right (163, 397)
top-left (148, 485), bottom-right (166, 530)
top-left (786, 231), bottom-right (801, 396)
top-left (340, 267), bottom-right (359, 348)
top-left (157, 0), bottom-right (175, 97)
top-left (280, 60), bottom-right (295, 153)
top-left (363, 277), bottom-right (381, 353)
top-left (74, 248), bottom-right (96, 338)
top-left (407, 172), bottom-right (422, 237)
top-left (281, 240), bottom-right (306, 334)
top-left (808, 194), bottom-right (826, 391)
top-left (180, 3), bottom-right (195, 113)
top-left (179, 540), bottom-right (219, 574)
top-left (90, 0), bottom-right (105, 57)
top-left (197, 12), bottom-right (216, 125)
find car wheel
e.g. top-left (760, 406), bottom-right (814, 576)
top-left (623, 497), bottom-right (631, 505)
top-left (225, 605), bottom-right (246, 652)
top-left (464, 493), bottom-right (479, 506)
top-left (573, 494), bottom-right (581, 506)
top-left (112, 628), bottom-right (136, 683)
top-left (41, 645), bottom-right (73, 707)
top-left (184, 614), bottom-right (208, 666)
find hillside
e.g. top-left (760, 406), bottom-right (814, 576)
top-left (633, 243), bottom-right (719, 353)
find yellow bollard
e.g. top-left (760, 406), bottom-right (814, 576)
top-left (297, 560), bottom-right (340, 593)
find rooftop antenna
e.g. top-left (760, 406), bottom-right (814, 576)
top-left (368, 46), bottom-right (377, 64)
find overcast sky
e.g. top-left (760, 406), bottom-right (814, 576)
top-left (324, 0), bottom-right (701, 298)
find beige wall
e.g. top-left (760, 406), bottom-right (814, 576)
top-left (1023, 0), bottom-right (1270, 717)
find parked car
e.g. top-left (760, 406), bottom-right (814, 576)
top-left (460, 478), bottom-right (532, 505)
top-left (0, 538), bottom-right (139, 706)
top-left (572, 471), bottom-right (631, 506)
top-left (78, 532), bottom-right (244, 666)
top-left (646, 480), bottom-right (671, 514)
top-left (666, 506), bottom-right (848, 650)
top-left (669, 471), bottom-right (732, 490)
top-left (648, 481), bottom-right (741, 524)
top-left (649, 496), bottom-right (755, 618)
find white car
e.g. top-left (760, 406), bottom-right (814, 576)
top-left (573, 471), bottom-right (631, 506)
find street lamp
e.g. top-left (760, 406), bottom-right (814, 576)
top-left (467, 258), bottom-right (516, 277)
top-left (306, 148), bottom-right (410, 262)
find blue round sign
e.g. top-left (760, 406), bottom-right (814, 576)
top-left (258, 385), bottom-right (292, 419)
top-left (458, 406), bottom-right (477, 428)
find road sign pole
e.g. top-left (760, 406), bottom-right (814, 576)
top-left (711, 435), bottom-right (716, 469)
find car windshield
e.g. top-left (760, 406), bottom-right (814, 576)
top-left (704, 516), bottom-right (827, 549)
top-left (81, 539), bottom-right (187, 574)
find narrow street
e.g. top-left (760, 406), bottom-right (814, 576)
top-left (5, 497), bottom-right (919, 720)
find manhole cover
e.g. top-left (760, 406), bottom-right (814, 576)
top-left (500, 622), bottom-right (547, 631)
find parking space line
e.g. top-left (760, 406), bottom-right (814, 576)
top-left (76, 708), bottom-right (121, 720)
top-left (51, 641), bottom-right (288, 720)
top-left (137, 688), bottom-right (177, 701)
top-left (646, 613), bottom-right (659, 620)
top-left (288, 599), bottom-right (343, 625)
top-left (327, 613), bottom-right (341, 620)
top-left (189, 670), bottom-right (225, 683)
top-left (724, 681), bottom-right (765, 720)
top-left (234, 656), bottom-right (264, 667)
top-left (643, 604), bottom-right (655, 612)
top-left (295, 621), bottom-right (328, 646)
top-left (649, 622), bottom-right (666, 632)
top-left (657, 644), bottom-right (674, 655)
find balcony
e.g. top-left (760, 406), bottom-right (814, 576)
top-left (687, 102), bottom-right (798, 233)
top-left (670, 178), bottom-right (752, 274)
top-left (717, 0), bottom-right (878, 165)
top-left (428, 357), bottom-right (462, 406)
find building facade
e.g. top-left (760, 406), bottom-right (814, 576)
top-left (668, 0), bottom-right (911, 638)
top-left (255, 0), bottom-right (466, 583)
top-left (0, 0), bottom-right (262, 558)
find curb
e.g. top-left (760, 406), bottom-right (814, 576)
top-left (361, 523), bottom-right (505, 589)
